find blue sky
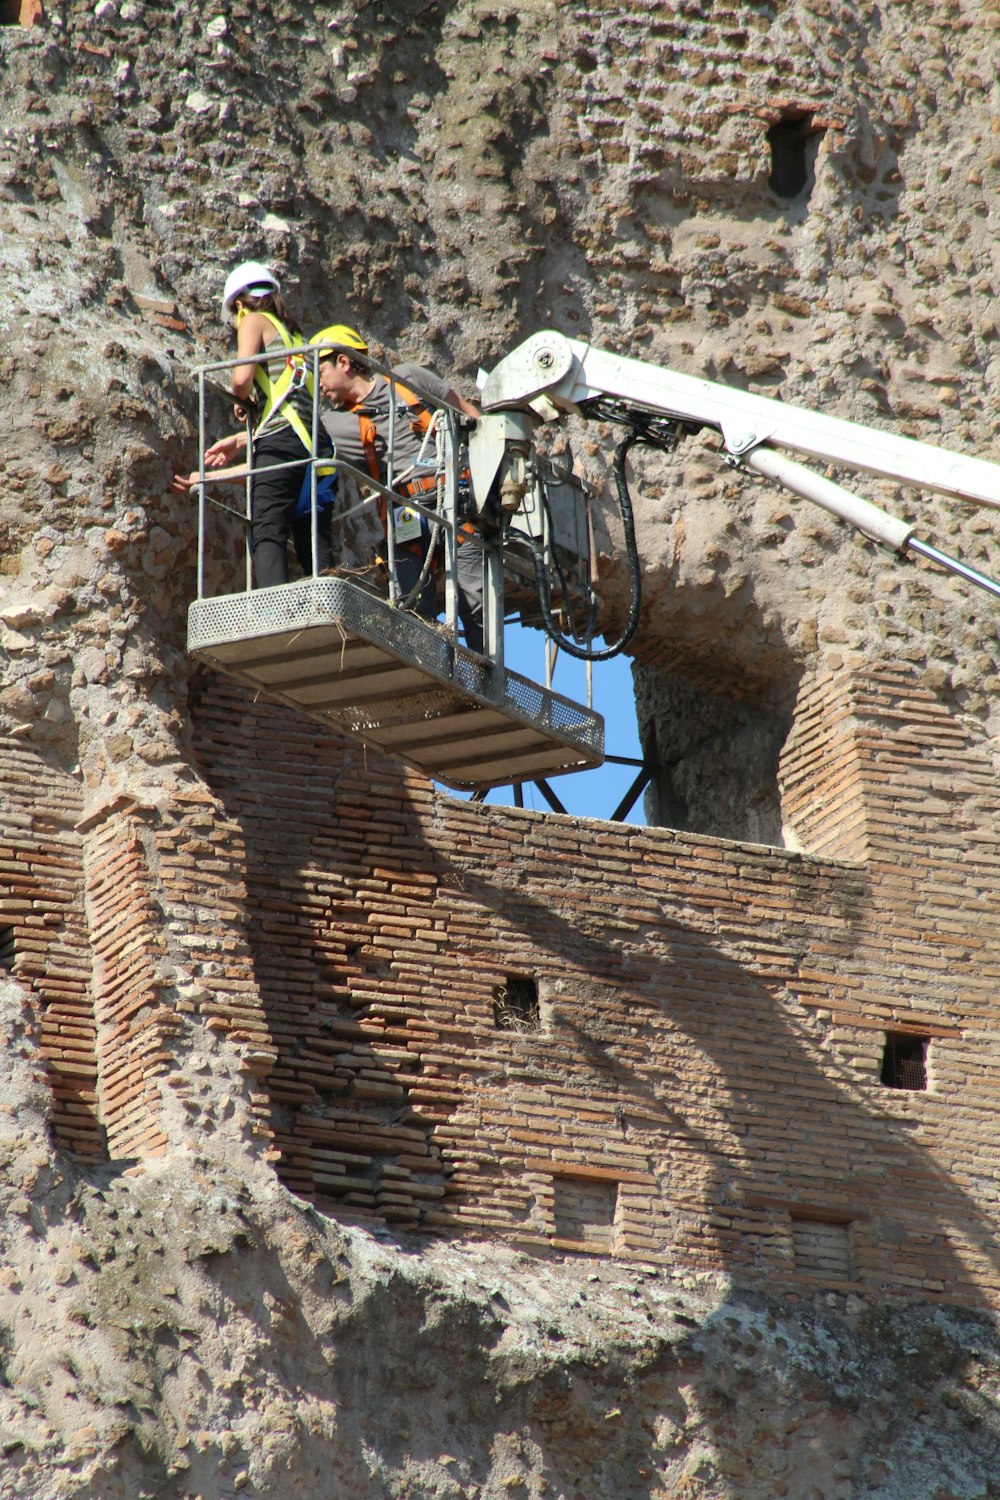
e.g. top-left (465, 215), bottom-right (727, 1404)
top-left (446, 621), bottom-right (648, 825)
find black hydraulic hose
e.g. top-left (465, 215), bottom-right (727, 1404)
top-left (529, 428), bottom-right (645, 662)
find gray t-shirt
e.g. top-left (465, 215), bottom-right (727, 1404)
top-left (321, 363), bottom-right (454, 484)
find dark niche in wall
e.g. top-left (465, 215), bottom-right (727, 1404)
top-left (880, 1031), bottom-right (929, 1091)
top-left (552, 1175), bottom-right (619, 1251)
top-left (493, 974), bottom-right (541, 1033)
top-left (768, 110), bottom-right (825, 201)
top-left (790, 1212), bottom-right (855, 1282)
top-left (634, 666), bottom-right (795, 846)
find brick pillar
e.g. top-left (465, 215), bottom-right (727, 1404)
top-left (0, 736), bottom-right (101, 1156)
top-left (78, 786), bottom-right (279, 1164)
top-left (781, 666), bottom-right (1000, 866)
top-left (779, 669), bottom-right (872, 860)
top-left (845, 666), bottom-right (1000, 866)
top-left (78, 797), bottom-right (175, 1160)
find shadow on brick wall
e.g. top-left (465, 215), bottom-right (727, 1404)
top-left (193, 679), bottom-right (1000, 1309)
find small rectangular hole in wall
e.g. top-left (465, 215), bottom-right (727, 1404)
top-left (791, 1217), bottom-right (854, 1282)
top-left (493, 974), bottom-right (540, 1033)
top-left (0, 926), bottom-right (14, 971)
top-left (767, 109), bottom-right (824, 200)
top-left (553, 1176), bottom-right (618, 1251)
top-left (880, 1031), bottom-right (928, 1090)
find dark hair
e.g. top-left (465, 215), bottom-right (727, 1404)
top-left (237, 291), bottom-right (302, 338)
top-left (318, 350), bottom-right (370, 377)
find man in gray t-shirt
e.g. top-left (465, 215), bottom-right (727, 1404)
top-left (313, 326), bottom-right (485, 653)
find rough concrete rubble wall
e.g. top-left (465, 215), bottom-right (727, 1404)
top-left (2, 0), bottom-right (1000, 781)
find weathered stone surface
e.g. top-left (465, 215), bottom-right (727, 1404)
top-left (3, 0), bottom-right (999, 811)
top-left (3, 1), bottom-right (1000, 1496)
top-left (1, 970), bottom-right (999, 1500)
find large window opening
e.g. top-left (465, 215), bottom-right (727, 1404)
top-left (634, 666), bottom-right (794, 846)
top-left (0, 926), bottom-right (14, 971)
top-left (442, 630), bottom-right (647, 825)
top-left (767, 110), bottom-right (824, 201)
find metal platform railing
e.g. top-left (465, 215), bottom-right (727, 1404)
top-left (185, 345), bottom-right (605, 789)
top-left (191, 344), bottom-right (478, 641)
top-left (188, 577), bottom-right (604, 789)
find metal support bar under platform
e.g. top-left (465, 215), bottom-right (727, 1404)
top-left (187, 578), bottom-right (604, 791)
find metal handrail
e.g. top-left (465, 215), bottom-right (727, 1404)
top-left (189, 344), bottom-right (467, 629)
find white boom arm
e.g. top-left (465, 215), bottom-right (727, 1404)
top-left (481, 331), bottom-right (1000, 600)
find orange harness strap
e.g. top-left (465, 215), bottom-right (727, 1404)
top-left (353, 383), bottom-right (437, 557)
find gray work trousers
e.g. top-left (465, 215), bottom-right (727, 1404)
top-left (380, 533), bottom-right (485, 655)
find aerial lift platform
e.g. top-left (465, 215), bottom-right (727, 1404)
top-left (185, 347), bottom-right (604, 791)
top-left (188, 333), bottom-right (1000, 797)
top-left (188, 574), bottom-right (602, 789)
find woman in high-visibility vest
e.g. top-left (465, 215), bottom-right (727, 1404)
top-left (222, 261), bottom-right (336, 587)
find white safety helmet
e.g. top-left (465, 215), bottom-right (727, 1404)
top-left (221, 260), bottom-right (280, 319)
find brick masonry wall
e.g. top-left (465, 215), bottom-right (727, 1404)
top-left (166, 663), bottom-right (1000, 1308)
top-left (3, 656), bottom-right (998, 1306)
top-left (0, 739), bottom-right (100, 1155)
top-left (6, 14), bottom-right (1000, 1487)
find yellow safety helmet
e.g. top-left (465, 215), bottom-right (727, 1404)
top-left (310, 324), bottom-right (369, 360)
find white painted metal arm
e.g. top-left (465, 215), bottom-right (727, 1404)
top-left (482, 329), bottom-right (1000, 602)
top-left (742, 446), bottom-right (915, 552)
top-left (482, 331), bottom-right (1000, 512)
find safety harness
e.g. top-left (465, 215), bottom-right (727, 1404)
top-left (347, 378), bottom-right (437, 557)
top-left (352, 378), bottom-right (476, 554)
top-left (354, 380), bottom-right (435, 493)
top-left (246, 312), bottom-right (333, 480)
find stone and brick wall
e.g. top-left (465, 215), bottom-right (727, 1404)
top-left (2, 0), bottom-right (1000, 1323)
top-left (146, 661), bottom-right (995, 1309)
top-left (5, 5), bottom-right (1000, 1488)
top-left (5, 654), bottom-right (998, 1305)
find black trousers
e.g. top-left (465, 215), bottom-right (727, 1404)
top-left (251, 425), bottom-right (334, 587)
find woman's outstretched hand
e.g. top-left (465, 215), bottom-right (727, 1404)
top-left (169, 433), bottom-right (249, 492)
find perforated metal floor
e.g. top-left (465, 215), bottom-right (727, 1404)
top-left (188, 578), bottom-right (604, 789)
